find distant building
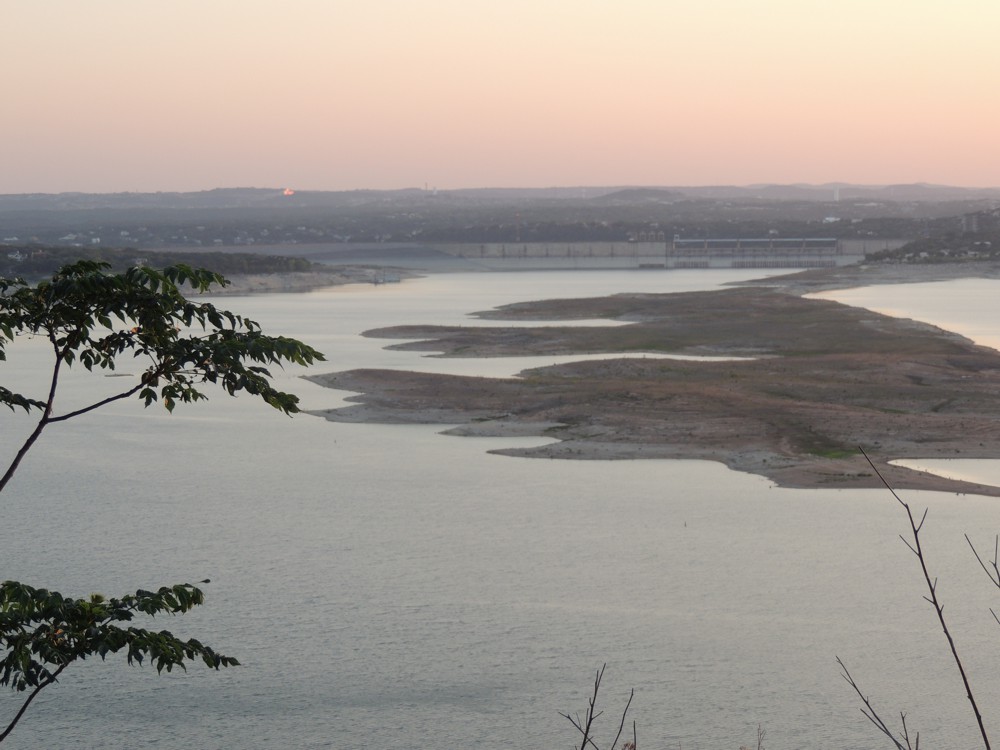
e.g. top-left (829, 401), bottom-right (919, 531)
top-left (962, 214), bottom-right (980, 233)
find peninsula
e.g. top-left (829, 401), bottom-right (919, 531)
top-left (307, 266), bottom-right (1000, 495)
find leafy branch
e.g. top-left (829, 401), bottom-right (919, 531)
top-left (0, 581), bottom-right (238, 743)
top-left (0, 261), bottom-right (324, 742)
top-left (0, 260), bottom-right (325, 493)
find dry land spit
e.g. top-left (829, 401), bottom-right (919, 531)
top-left (307, 266), bottom-right (1000, 495)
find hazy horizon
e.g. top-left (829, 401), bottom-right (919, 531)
top-left (4, 0), bottom-right (998, 194)
top-left (4, 180), bottom-right (1000, 198)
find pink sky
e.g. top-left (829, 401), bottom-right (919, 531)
top-left (3, 0), bottom-right (998, 193)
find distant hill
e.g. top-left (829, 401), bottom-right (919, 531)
top-left (591, 187), bottom-right (686, 204)
top-left (0, 188), bottom-right (432, 212)
top-left (673, 183), bottom-right (1000, 202)
top-left (3, 183), bottom-right (999, 213)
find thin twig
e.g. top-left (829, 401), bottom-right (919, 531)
top-left (899, 712), bottom-right (919, 750)
top-left (560, 665), bottom-right (635, 750)
top-left (966, 534), bottom-right (1000, 590)
top-left (609, 688), bottom-right (634, 750)
top-left (837, 656), bottom-right (908, 750)
top-left (560, 664), bottom-right (606, 750)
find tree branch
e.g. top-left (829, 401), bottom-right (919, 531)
top-left (45, 381), bottom-right (147, 423)
top-left (859, 446), bottom-right (991, 750)
top-left (966, 534), bottom-right (1000, 591)
top-left (837, 656), bottom-right (908, 750)
top-left (0, 661), bottom-right (69, 744)
top-left (0, 335), bottom-right (63, 494)
top-left (560, 665), bottom-right (636, 750)
top-left (609, 688), bottom-right (635, 750)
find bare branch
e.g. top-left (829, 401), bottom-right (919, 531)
top-left (899, 712), bottom-right (919, 750)
top-left (609, 688), bottom-right (635, 750)
top-left (837, 656), bottom-right (908, 750)
top-left (560, 665), bottom-right (635, 750)
top-left (966, 534), bottom-right (1000, 590)
top-left (859, 446), bottom-right (991, 750)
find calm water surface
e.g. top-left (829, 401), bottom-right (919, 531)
top-left (4, 271), bottom-right (1000, 749)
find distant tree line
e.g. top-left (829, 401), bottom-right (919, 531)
top-left (867, 209), bottom-right (1000, 264)
top-left (0, 246), bottom-right (318, 281)
top-left (7, 190), bottom-right (992, 249)
top-left (869, 234), bottom-right (1000, 264)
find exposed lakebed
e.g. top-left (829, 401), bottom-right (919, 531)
top-left (308, 284), bottom-right (1000, 495)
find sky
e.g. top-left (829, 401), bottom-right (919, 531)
top-left (2, 0), bottom-right (998, 193)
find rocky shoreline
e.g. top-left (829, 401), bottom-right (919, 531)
top-left (203, 267), bottom-right (416, 295)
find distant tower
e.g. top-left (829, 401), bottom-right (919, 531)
top-left (833, 186), bottom-right (840, 202)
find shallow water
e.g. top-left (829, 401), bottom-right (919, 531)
top-left (4, 270), bottom-right (1000, 749)
top-left (810, 277), bottom-right (1000, 351)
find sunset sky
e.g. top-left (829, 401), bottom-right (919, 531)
top-left (3, 0), bottom-right (998, 194)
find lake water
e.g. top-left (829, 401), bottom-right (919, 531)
top-left (4, 270), bottom-right (1000, 749)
